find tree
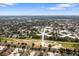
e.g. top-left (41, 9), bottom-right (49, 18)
top-left (31, 43), bottom-right (35, 50)
top-left (39, 45), bottom-right (42, 51)
top-left (6, 44), bottom-right (10, 48)
top-left (17, 43), bottom-right (20, 47)
top-left (25, 43), bottom-right (27, 46)
top-left (0, 39), bottom-right (1, 42)
top-left (48, 44), bottom-right (52, 51)
top-left (4, 40), bottom-right (7, 43)
top-left (10, 42), bottom-right (14, 47)
top-left (4, 40), bottom-right (7, 46)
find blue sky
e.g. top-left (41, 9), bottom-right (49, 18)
top-left (0, 3), bottom-right (79, 15)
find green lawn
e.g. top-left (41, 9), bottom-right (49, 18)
top-left (47, 40), bottom-right (79, 50)
top-left (0, 37), bottom-right (17, 43)
top-left (0, 37), bottom-right (79, 50)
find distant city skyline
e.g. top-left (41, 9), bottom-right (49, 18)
top-left (0, 3), bottom-right (79, 15)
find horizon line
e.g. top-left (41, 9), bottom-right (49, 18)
top-left (0, 15), bottom-right (79, 16)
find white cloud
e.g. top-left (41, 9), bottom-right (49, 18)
top-left (0, 3), bottom-right (15, 7)
top-left (2, 3), bottom-right (15, 6)
top-left (48, 7), bottom-right (64, 10)
top-left (48, 3), bottom-right (77, 10)
top-left (58, 4), bottom-right (77, 7)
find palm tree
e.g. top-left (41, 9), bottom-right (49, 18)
top-left (21, 43), bottom-right (24, 45)
top-left (39, 45), bottom-right (42, 51)
top-left (17, 43), bottom-right (20, 48)
top-left (21, 42), bottom-right (26, 49)
top-left (31, 43), bottom-right (35, 50)
top-left (25, 43), bottom-right (27, 46)
top-left (48, 44), bottom-right (52, 51)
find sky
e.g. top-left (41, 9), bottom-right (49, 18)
top-left (0, 3), bottom-right (79, 15)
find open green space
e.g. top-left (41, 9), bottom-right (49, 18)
top-left (0, 37), bottom-right (79, 50)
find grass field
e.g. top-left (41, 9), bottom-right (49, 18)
top-left (0, 37), bottom-right (79, 50)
